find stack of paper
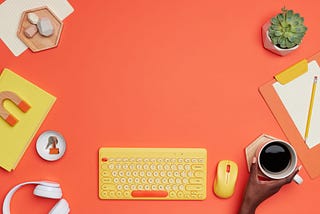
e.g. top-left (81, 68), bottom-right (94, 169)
top-left (273, 61), bottom-right (320, 149)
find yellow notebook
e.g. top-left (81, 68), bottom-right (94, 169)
top-left (0, 68), bottom-right (56, 171)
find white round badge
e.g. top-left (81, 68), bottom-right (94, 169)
top-left (36, 130), bottom-right (66, 161)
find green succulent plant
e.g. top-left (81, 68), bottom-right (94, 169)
top-left (268, 7), bottom-right (307, 49)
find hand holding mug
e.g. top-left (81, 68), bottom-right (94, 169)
top-left (256, 140), bottom-right (303, 184)
top-left (239, 157), bottom-right (301, 214)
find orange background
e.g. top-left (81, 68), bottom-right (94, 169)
top-left (1, 0), bottom-right (320, 213)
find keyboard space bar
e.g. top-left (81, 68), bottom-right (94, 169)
top-left (131, 190), bottom-right (168, 198)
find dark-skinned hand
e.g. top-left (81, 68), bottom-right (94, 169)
top-left (238, 157), bottom-right (300, 214)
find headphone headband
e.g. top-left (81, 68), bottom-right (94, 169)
top-left (2, 181), bottom-right (66, 214)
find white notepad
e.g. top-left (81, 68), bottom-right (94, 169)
top-left (273, 60), bottom-right (320, 149)
top-left (0, 0), bottom-right (74, 56)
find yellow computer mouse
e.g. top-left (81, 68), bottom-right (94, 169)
top-left (213, 160), bottom-right (238, 199)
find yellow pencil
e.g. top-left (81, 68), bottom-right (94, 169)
top-left (305, 76), bottom-right (318, 140)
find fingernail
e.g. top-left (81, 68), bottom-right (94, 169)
top-left (298, 165), bottom-right (302, 171)
top-left (252, 157), bottom-right (257, 163)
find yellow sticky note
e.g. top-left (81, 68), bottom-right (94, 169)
top-left (275, 59), bottom-right (308, 84)
top-left (0, 68), bottom-right (56, 171)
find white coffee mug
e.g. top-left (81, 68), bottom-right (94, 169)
top-left (256, 140), bottom-right (303, 184)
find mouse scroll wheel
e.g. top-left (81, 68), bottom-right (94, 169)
top-left (226, 164), bottom-right (231, 173)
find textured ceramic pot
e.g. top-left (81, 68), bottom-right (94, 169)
top-left (262, 22), bottom-right (299, 56)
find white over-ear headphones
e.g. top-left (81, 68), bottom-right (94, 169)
top-left (2, 181), bottom-right (70, 214)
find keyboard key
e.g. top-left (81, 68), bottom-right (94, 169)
top-left (190, 178), bottom-right (203, 184)
top-left (102, 184), bottom-right (115, 191)
top-left (186, 185), bottom-right (202, 191)
top-left (131, 190), bottom-right (168, 198)
top-left (101, 178), bottom-right (112, 183)
top-left (192, 165), bottom-right (204, 170)
top-left (194, 171), bottom-right (204, 177)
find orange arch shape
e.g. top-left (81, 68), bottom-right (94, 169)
top-left (0, 91), bottom-right (31, 126)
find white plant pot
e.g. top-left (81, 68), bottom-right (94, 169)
top-left (262, 22), bottom-right (299, 56)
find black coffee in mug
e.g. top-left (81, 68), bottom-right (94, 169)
top-left (259, 141), bottom-right (291, 173)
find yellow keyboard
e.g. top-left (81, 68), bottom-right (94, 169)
top-left (99, 148), bottom-right (207, 200)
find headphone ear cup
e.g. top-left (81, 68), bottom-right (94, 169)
top-left (33, 184), bottom-right (62, 199)
top-left (49, 199), bottom-right (70, 214)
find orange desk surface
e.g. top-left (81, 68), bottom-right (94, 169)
top-left (1, 0), bottom-right (320, 213)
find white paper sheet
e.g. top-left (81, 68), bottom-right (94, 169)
top-left (273, 60), bottom-right (320, 149)
top-left (0, 0), bottom-right (74, 56)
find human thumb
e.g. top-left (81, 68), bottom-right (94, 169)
top-left (250, 157), bottom-right (258, 176)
